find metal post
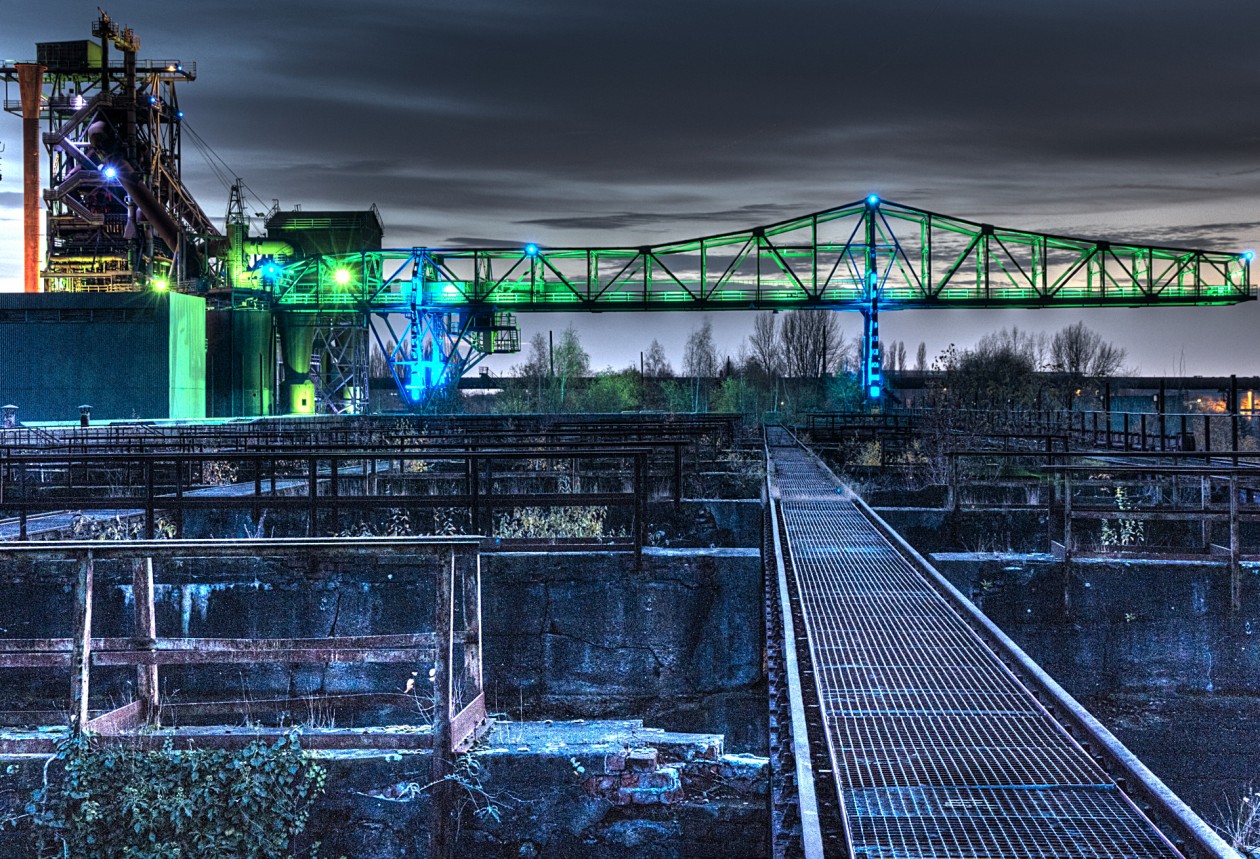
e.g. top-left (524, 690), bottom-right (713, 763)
top-left (330, 457), bottom-right (340, 533)
top-left (1062, 472), bottom-right (1073, 613)
top-left (1201, 475), bottom-right (1210, 552)
top-left (174, 457), bottom-right (184, 536)
top-left (1231, 375), bottom-right (1240, 467)
top-left (18, 462), bottom-right (27, 540)
top-left (132, 556), bottom-right (159, 722)
top-left (1158, 379), bottom-right (1167, 451)
top-left (1230, 475), bottom-right (1241, 612)
top-left (673, 443), bottom-right (683, 508)
top-left (478, 456), bottom-right (492, 537)
top-left (308, 456), bottom-right (318, 536)
top-left (144, 460), bottom-right (155, 539)
top-left (634, 452), bottom-right (647, 571)
top-left (468, 454), bottom-right (482, 538)
top-left (430, 549), bottom-right (455, 859)
top-left (1104, 381), bottom-right (1112, 446)
top-left (71, 551), bottom-right (94, 733)
top-left (1063, 472), bottom-right (1073, 563)
top-left (461, 553), bottom-right (483, 706)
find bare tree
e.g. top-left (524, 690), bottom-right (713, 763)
top-left (514, 332), bottom-right (551, 410)
top-left (643, 339), bottom-right (673, 378)
top-left (747, 311), bottom-right (781, 376)
top-left (915, 341), bottom-right (927, 372)
top-left (891, 340), bottom-right (907, 372)
top-left (1049, 322), bottom-right (1126, 376)
top-left (780, 310), bottom-right (846, 378)
top-left (974, 326), bottom-right (1046, 367)
top-left (683, 319), bottom-right (720, 410)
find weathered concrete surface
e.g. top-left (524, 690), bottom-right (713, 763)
top-left (483, 549), bottom-right (767, 754)
top-left (876, 506), bottom-right (1049, 554)
top-left (0, 720), bottom-right (769, 859)
top-left (0, 546), bottom-right (767, 753)
top-left (646, 499), bottom-right (762, 549)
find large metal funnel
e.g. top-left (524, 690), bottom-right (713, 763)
top-left (276, 312), bottom-right (317, 414)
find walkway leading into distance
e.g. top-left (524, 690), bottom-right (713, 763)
top-left (764, 426), bottom-right (1212, 859)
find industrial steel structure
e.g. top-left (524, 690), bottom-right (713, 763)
top-left (2, 12), bottom-right (1254, 416)
top-left (272, 196), bottom-right (1252, 401)
top-left (0, 11), bottom-right (214, 294)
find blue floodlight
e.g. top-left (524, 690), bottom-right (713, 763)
top-left (262, 262), bottom-right (283, 278)
top-left (524, 243), bottom-right (539, 256)
top-left (102, 165), bottom-right (117, 180)
top-left (1244, 250), bottom-right (1255, 262)
top-left (867, 194), bottom-right (880, 206)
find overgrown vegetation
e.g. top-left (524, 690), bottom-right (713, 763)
top-left (1222, 787), bottom-right (1260, 858)
top-left (1099, 485), bottom-right (1145, 548)
top-left (494, 505), bottom-right (613, 540)
top-left (70, 514), bottom-right (176, 540)
top-left (7, 733), bottom-right (329, 859)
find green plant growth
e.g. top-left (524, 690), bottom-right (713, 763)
top-left (71, 514), bottom-right (176, 540)
top-left (494, 506), bottom-right (611, 539)
top-left (11, 733), bottom-right (328, 859)
top-left (1100, 485), bottom-right (1144, 547)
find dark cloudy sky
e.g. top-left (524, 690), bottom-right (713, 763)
top-left (2, 0), bottom-right (1259, 375)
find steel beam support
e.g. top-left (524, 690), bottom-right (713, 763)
top-left (861, 197), bottom-right (882, 401)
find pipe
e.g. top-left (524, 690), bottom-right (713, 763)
top-left (204, 236), bottom-right (294, 258)
top-left (241, 239), bottom-right (294, 256)
top-left (16, 63), bottom-right (44, 294)
top-left (276, 312), bottom-right (317, 414)
top-left (114, 165), bottom-right (180, 252)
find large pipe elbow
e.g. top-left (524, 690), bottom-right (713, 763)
top-left (114, 165), bottom-right (181, 252)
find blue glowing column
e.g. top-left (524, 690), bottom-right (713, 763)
top-left (861, 196), bottom-right (883, 401)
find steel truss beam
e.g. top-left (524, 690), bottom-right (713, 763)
top-left (310, 315), bottom-right (369, 415)
top-left (248, 197), bottom-right (1251, 404)
top-left (256, 198), bottom-right (1253, 314)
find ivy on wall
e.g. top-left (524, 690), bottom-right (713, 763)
top-left (15, 732), bottom-right (328, 859)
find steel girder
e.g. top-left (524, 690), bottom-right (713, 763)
top-left (254, 198), bottom-right (1252, 314)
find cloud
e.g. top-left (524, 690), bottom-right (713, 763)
top-left (4, 0), bottom-right (1260, 368)
top-left (516, 203), bottom-right (810, 232)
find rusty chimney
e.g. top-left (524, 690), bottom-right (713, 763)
top-left (15, 63), bottom-right (44, 294)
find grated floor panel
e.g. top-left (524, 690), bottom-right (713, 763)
top-left (767, 429), bottom-right (1183, 858)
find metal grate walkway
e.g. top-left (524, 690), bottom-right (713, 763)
top-left (766, 427), bottom-right (1189, 859)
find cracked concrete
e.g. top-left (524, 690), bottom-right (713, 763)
top-left (482, 548), bottom-right (767, 753)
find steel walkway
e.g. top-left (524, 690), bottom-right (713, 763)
top-left (765, 427), bottom-right (1234, 859)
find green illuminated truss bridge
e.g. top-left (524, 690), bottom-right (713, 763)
top-left (250, 196), bottom-right (1254, 402)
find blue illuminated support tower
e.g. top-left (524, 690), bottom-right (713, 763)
top-left (861, 195), bottom-right (883, 402)
top-left (373, 251), bottom-right (520, 408)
